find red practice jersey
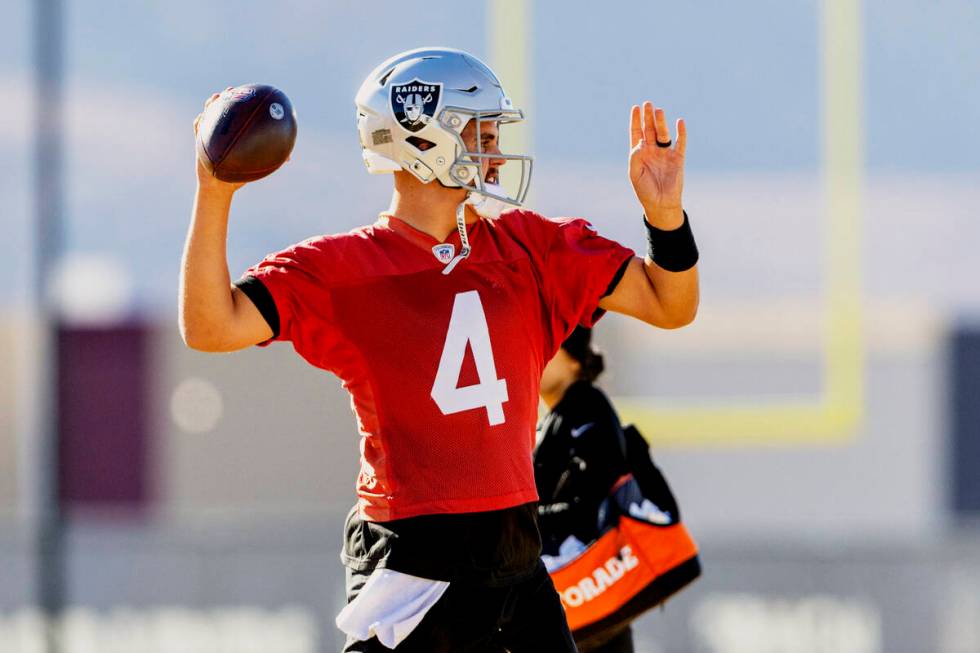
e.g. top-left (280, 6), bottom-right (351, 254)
top-left (243, 209), bottom-right (633, 521)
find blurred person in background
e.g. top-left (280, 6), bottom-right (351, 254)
top-left (536, 327), bottom-right (701, 652)
top-left (178, 47), bottom-right (699, 652)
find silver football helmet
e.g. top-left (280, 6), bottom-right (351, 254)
top-left (355, 47), bottom-right (532, 206)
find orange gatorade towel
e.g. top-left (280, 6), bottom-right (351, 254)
top-left (544, 425), bottom-right (701, 647)
top-left (549, 508), bottom-right (700, 634)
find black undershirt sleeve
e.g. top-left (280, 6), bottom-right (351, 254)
top-left (234, 275), bottom-right (280, 339)
top-left (602, 256), bottom-right (632, 298)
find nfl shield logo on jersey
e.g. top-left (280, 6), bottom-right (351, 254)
top-left (391, 79), bottom-right (442, 133)
top-left (432, 243), bottom-right (455, 264)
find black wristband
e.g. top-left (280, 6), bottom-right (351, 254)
top-left (644, 211), bottom-right (699, 272)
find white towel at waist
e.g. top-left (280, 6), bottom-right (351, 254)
top-left (336, 568), bottom-right (450, 649)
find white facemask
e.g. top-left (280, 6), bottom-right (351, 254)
top-left (466, 183), bottom-right (515, 219)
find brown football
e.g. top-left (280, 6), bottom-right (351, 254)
top-left (196, 84), bottom-right (297, 183)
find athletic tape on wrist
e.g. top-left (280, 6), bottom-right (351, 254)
top-left (644, 211), bottom-right (699, 272)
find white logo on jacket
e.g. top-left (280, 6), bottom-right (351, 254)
top-left (570, 422), bottom-right (595, 438)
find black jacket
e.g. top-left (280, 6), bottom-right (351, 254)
top-left (534, 380), bottom-right (681, 553)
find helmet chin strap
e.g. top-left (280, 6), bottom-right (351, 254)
top-left (441, 183), bottom-right (515, 275)
top-left (441, 200), bottom-right (472, 275)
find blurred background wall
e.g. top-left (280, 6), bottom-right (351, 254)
top-left (1, 0), bottom-right (979, 651)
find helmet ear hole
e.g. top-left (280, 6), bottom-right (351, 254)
top-left (406, 136), bottom-right (436, 152)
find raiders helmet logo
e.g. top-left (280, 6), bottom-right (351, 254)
top-left (391, 79), bottom-right (442, 133)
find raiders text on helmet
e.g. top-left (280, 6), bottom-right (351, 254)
top-left (355, 47), bottom-right (532, 206)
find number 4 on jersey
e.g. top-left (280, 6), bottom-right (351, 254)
top-left (431, 291), bottom-right (509, 426)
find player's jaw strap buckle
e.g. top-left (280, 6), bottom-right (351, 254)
top-left (442, 202), bottom-right (471, 275)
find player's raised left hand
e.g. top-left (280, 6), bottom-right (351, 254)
top-left (628, 101), bottom-right (686, 229)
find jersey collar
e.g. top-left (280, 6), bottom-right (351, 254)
top-left (378, 211), bottom-right (482, 253)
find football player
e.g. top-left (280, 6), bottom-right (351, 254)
top-left (179, 47), bottom-right (699, 652)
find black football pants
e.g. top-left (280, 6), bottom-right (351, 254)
top-left (341, 562), bottom-right (578, 652)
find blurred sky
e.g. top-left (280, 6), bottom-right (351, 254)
top-left (1, 0), bottom-right (978, 315)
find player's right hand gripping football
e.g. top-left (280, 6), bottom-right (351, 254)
top-left (193, 90), bottom-right (246, 193)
